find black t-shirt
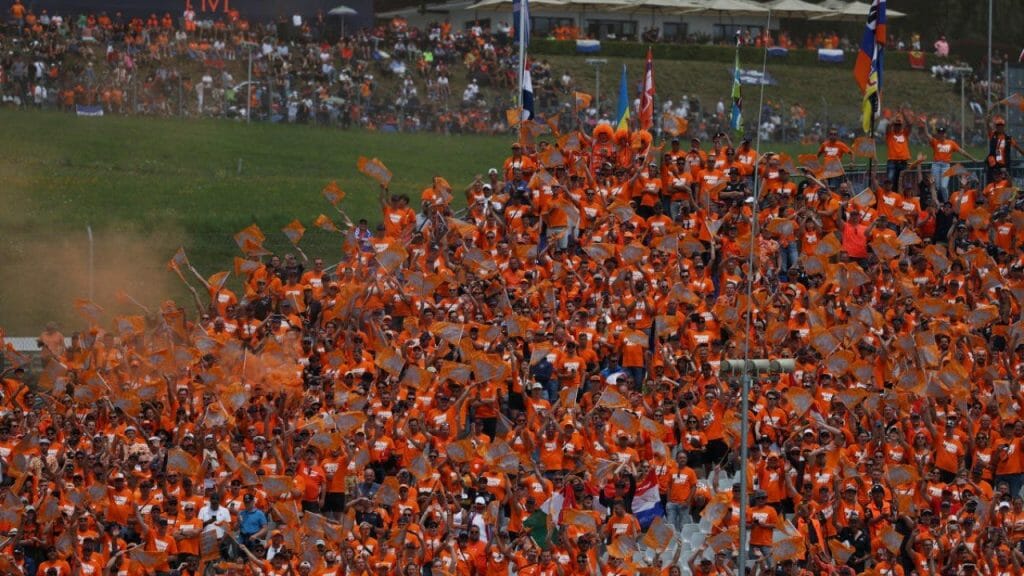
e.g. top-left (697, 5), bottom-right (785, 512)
top-left (249, 295), bottom-right (273, 320)
top-left (933, 208), bottom-right (956, 244)
top-left (355, 510), bottom-right (384, 529)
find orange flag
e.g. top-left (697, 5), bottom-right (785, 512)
top-left (506, 108), bottom-right (521, 127)
top-left (167, 246), bottom-right (189, 272)
top-left (852, 136), bottom-right (876, 159)
top-left (374, 347), bottom-right (405, 377)
top-left (207, 271), bottom-right (230, 291)
top-left (641, 516), bottom-right (675, 552)
top-left (200, 530), bottom-right (220, 560)
top-left (447, 217), bottom-right (478, 238)
top-left (661, 113), bottom-right (688, 137)
top-left (166, 448), bottom-right (201, 478)
top-left (431, 321), bottom-right (465, 345)
top-left (468, 352), bottom-right (509, 383)
top-left (562, 509), bottom-right (597, 531)
top-left (233, 257), bottom-right (262, 277)
top-left (399, 366), bottom-right (434, 390)
top-left (528, 169), bottom-right (557, 190)
top-left (999, 93), bottom-right (1024, 112)
top-left (538, 148), bottom-right (565, 168)
top-left (828, 539), bottom-right (855, 564)
top-left (233, 224), bottom-right (266, 253)
top-left (772, 535), bottom-right (806, 562)
top-left (131, 549), bottom-right (169, 570)
top-left (240, 237), bottom-right (272, 257)
top-left (881, 527), bottom-right (902, 554)
top-left (445, 439), bottom-right (477, 463)
top-left (314, 214), bottom-right (340, 233)
top-left (357, 156), bottom-right (392, 186)
top-left (558, 131), bottom-right (582, 152)
top-left (282, 219), bottom-right (306, 245)
top-left (73, 299), bottom-right (104, 325)
top-left (943, 163), bottom-right (970, 178)
top-left (597, 388), bottom-right (629, 409)
top-left (114, 315), bottom-right (146, 337)
top-left (821, 157), bottom-right (845, 179)
top-left (439, 361), bottom-right (472, 385)
top-left (262, 476), bottom-right (295, 499)
top-left (375, 242), bottom-right (409, 274)
top-left (322, 181), bottom-right (346, 205)
top-left (574, 91), bottom-right (592, 109)
top-left (2, 344), bottom-right (30, 371)
top-left (334, 412), bottom-right (368, 435)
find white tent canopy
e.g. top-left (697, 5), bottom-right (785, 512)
top-left (561, 0), bottom-right (632, 8)
top-left (610, 0), bottom-right (706, 29)
top-left (764, 0), bottom-right (836, 18)
top-left (328, 5), bottom-right (357, 16)
top-left (612, 0), bottom-right (705, 13)
top-left (685, 0), bottom-right (770, 17)
top-left (466, 0), bottom-right (568, 10)
top-left (812, 0), bottom-right (905, 21)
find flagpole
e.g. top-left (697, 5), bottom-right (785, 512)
top-left (731, 32), bottom-right (742, 136)
top-left (739, 10), bottom-right (770, 576)
top-left (517, 0), bottom-right (526, 112)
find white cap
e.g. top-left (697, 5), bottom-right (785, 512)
top-left (474, 497), bottom-right (486, 505)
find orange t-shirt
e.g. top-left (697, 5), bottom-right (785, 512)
top-left (930, 137), bottom-right (960, 162)
top-left (887, 127), bottom-right (911, 161)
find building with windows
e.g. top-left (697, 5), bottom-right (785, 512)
top-left (376, 0), bottom-right (779, 43)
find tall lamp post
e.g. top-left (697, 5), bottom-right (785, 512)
top-left (586, 58), bottom-right (607, 115)
top-left (987, 0), bottom-right (992, 108)
top-left (951, 67), bottom-right (973, 146)
top-left (719, 358), bottom-right (795, 574)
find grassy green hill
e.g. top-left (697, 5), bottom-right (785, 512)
top-left (519, 54), bottom-right (965, 132)
top-left (0, 109), bottom-right (972, 335)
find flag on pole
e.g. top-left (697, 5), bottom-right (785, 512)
top-left (631, 469), bottom-right (664, 530)
top-left (730, 38), bottom-right (743, 134)
top-left (513, 0), bottom-right (529, 48)
top-left (522, 62), bottom-right (535, 121)
top-left (615, 64), bottom-right (630, 131)
top-left (638, 47), bottom-right (655, 130)
top-left (854, 0), bottom-right (886, 134)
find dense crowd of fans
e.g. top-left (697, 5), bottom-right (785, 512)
top-left (0, 0), bottom-right (1000, 143)
top-left (2, 91), bottom-right (1024, 576)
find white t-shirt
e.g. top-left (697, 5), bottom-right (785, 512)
top-left (198, 505), bottom-right (232, 538)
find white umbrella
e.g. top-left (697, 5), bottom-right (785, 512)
top-left (610, 0), bottom-right (706, 32)
top-left (811, 0), bottom-right (904, 21)
top-left (685, 0), bottom-right (770, 17)
top-left (764, 0), bottom-right (836, 18)
top-left (329, 5), bottom-right (357, 39)
top-left (611, 0), bottom-right (705, 14)
top-left (561, 0), bottom-right (631, 6)
top-left (467, 0), bottom-right (568, 9)
top-left (328, 5), bottom-right (357, 15)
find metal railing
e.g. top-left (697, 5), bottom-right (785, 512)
top-left (825, 160), bottom-right (1024, 193)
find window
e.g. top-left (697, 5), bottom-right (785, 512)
top-left (530, 16), bottom-right (574, 36)
top-left (663, 22), bottom-right (689, 43)
top-left (586, 19), bottom-right (637, 41)
top-left (712, 24), bottom-right (763, 42)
